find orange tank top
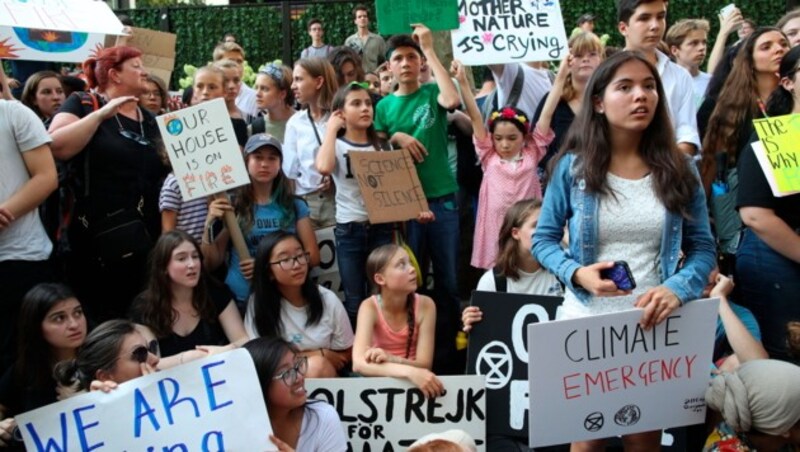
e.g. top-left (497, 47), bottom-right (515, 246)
top-left (371, 294), bottom-right (420, 360)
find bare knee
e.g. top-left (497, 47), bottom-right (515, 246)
top-left (622, 430), bottom-right (661, 452)
top-left (306, 354), bottom-right (336, 378)
top-left (571, 439), bottom-right (605, 452)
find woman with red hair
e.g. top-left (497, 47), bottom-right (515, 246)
top-left (49, 46), bottom-right (168, 323)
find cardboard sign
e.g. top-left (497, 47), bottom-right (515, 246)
top-left (16, 350), bottom-right (275, 451)
top-left (310, 226), bottom-right (345, 300)
top-left (129, 27), bottom-right (177, 88)
top-left (467, 291), bottom-right (562, 438)
top-left (0, 0), bottom-right (123, 63)
top-left (349, 149), bottom-right (428, 224)
top-left (451, 0), bottom-right (569, 65)
top-left (157, 98), bottom-right (250, 202)
top-left (752, 114), bottom-right (800, 196)
top-left (527, 299), bottom-right (719, 448)
top-left (307, 375), bottom-right (486, 451)
top-left (376, 0), bottom-right (460, 35)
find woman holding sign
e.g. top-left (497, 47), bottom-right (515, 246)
top-left (48, 46), bottom-right (169, 322)
top-left (533, 51), bottom-right (715, 450)
top-left (244, 337), bottom-right (347, 452)
top-left (735, 45), bottom-right (800, 361)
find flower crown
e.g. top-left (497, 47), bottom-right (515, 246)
top-left (489, 107), bottom-right (529, 129)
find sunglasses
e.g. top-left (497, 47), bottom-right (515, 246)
top-left (118, 129), bottom-right (153, 147)
top-left (272, 355), bottom-right (308, 386)
top-left (129, 340), bottom-right (160, 363)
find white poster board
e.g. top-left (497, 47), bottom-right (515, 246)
top-left (16, 350), bottom-right (275, 451)
top-left (310, 226), bottom-right (344, 300)
top-left (307, 375), bottom-right (487, 451)
top-left (451, 0), bottom-right (568, 65)
top-left (527, 299), bottom-right (719, 447)
top-left (157, 98), bottom-right (250, 202)
top-left (0, 0), bottom-right (124, 62)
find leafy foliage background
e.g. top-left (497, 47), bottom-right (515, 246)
top-left (119, 0), bottom-right (788, 90)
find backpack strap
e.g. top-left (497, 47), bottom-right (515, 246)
top-left (493, 266), bottom-right (508, 293)
top-left (480, 66), bottom-right (525, 122)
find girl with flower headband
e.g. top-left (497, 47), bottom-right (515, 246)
top-left (250, 62), bottom-right (296, 143)
top-left (452, 60), bottom-right (551, 270)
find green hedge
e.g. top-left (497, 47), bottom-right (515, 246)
top-left (119, 0), bottom-right (786, 90)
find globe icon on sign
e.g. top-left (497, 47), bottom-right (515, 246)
top-left (166, 119), bottom-right (183, 136)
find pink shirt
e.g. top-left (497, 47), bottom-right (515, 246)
top-left (370, 294), bottom-right (420, 360)
top-left (470, 128), bottom-right (552, 269)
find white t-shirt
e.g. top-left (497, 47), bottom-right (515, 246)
top-left (692, 71), bottom-right (711, 110)
top-left (331, 138), bottom-right (374, 223)
top-left (0, 101), bottom-right (53, 262)
top-left (477, 268), bottom-right (564, 297)
top-left (295, 401), bottom-right (348, 452)
top-left (235, 83), bottom-right (260, 120)
top-left (656, 51), bottom-right (701, 149)
top-left (244, 285), bottom-right (354, 351)
top-left (283, 110), bottom-right (328, 195)
top-left (494, 63), bottom-right (552, 119)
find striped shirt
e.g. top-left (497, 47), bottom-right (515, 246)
top-left (159, 173), bottom-right (208, 242)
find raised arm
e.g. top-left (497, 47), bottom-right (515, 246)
top-left (707, 8), bottom-right (743, 74)
top-left (411, 24), bottom-right (460, 110)
top-left (48, 96), bottom-right (139, 160)
top-left (315, 111), bottom-right (345, 176)
top-left (451, 60), bottom-right (486, 140)
top-left (535, 55), bottom-right (570, 136)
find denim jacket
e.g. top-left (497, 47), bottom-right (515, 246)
top-left (532, 153), bottom-right (716, 305)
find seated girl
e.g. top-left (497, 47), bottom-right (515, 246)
top-left (245, 231), bottom-right (353, 378)
top-left (353, 245), bottom-right (443, 399)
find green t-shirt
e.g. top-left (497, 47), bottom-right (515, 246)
top-left (375, 83), bottom-right (458, 199)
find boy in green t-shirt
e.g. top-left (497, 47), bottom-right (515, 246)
top-left (374, 24), bottom-right (462, 374)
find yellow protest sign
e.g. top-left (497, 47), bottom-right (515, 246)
top-left (752, 114), bottom-right (800, 196)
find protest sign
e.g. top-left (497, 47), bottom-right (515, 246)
top-left (752, 114), bottom-right (800, 196)
top-left (16, 349), bottom-right (275, 451)
top-left (0, 0), bottom-right (123, 62)
top-left (307, 375), bottom-right (486, 451)
top-left (157, 98), bottom-right (249, 202)
top-left (451, 0), bottom-right (569, 65)
top-left (128, 27), bottom-right (177, 87)
top-left (527, 299), bottom-right (719, 448)
top-left (349, 149), bottom-right (429, 224)
top-left (466, 291), bottom-right (561, 438)
top-left (310, 226), bottom-right (344, 300)
top-left (376, 0), bottom-right (460, 35)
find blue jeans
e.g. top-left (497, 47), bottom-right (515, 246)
top-left (736, 228), bottom-right (800, 361)
top-left (334, 221), bottom-right (394, 328)
top-left (405, 193), bottom-right (461, 374)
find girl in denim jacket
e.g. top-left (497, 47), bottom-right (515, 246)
top-left (532, 51), bottom-right (716, 450)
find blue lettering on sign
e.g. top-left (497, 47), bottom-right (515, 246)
top-left (23, 412), bottom-right (68, 452)
top-left (202, 360), bottom-right (233, 411)
top-left (73, 405), bottom-right (104, 452)
top-left (134, 388), bottom-right (162, 437)
top-left (158, 378), bottom-right (201, 425)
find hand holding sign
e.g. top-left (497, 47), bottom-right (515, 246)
top-left (635, 286), bottom-right (681, 330)
top-left (392, 132), bottom-right (428, 162)
top-left (408, 368), bottom-right (445, 399)
top-left (411, 24), bottom-right (434, 52)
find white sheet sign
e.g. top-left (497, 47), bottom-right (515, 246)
top-left (310, 226), bottom-right (344, 300)
top-left (451, 0), bottom-right (568, 65)
top-left (307, 376), bottom-right (487, 451)
top-left (157, 98), bottom-right (250, 201)
top-left (16, 349), bottom-right (275, 451)
top-left (527, 299), bottom-right (719, 447)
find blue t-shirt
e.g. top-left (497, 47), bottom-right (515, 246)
top-left (226, 198), bottom-right (310, 303)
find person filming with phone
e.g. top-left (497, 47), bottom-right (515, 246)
top-left (532, 51), bottom-right (716, 451)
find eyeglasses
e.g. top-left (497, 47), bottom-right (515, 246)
top-left (270, 252), bottom-right (310, 271)
top-left (129, 340), bottom-right (160, 363)
top-left (144, 90), bottom-right (162, 99)
top-left (114, 108), bottom-right (152, 147)
top-left (272, 356), bottom-right (308, 386)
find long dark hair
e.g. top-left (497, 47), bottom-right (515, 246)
top-left (135, 230), bottom-right (217, 338)
top-left (54, 319), bottom-right (136, 391)
top-left (331, 83), bottom-right (387, 150)
top-left (365, 244), bottom-right (415, 359)
top-left (767, 45), bottom-right (800, 116)
top-left (236, 146), bottom-right (297, 234)
top-left (15, 283), bottom-right (82, 389)
top-left (701, 28), bottom-right (786, 192)
top-left (244, 337), bottom-right (297, 401)
top-left (496, 199), bottom-right (542, 280)
top-left (251, 231), bottom-right (324, 339)
top-left (558, 51), bottom-right (697, 218)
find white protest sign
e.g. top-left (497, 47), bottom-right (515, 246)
top-left (0, 0), bottom-right (123, 63)
top-left (16, 349), bottom-right (275, 451)
top-left (527, 299), bottom-right (719, 447)
top-left (310, 226), bottom-right (344, 300)
top-left (307, 375), bottom-right (487, 451)
top-left (451, 0), bottom-right (568, 65)
top-left (157, 98), bottom-right (250, 202)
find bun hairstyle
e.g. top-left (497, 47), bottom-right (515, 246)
top-left (82, 46), bottom-right (143, 91)
top-left (488, 106), bottom-right (530, 135)
top-left (54, 319), bottom-right (137, 391)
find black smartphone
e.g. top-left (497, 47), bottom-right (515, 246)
top-left (600, 261), bottom-right (636, 291)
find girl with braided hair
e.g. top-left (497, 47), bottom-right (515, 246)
top-left (353, 245), bottom-right (442, 399)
